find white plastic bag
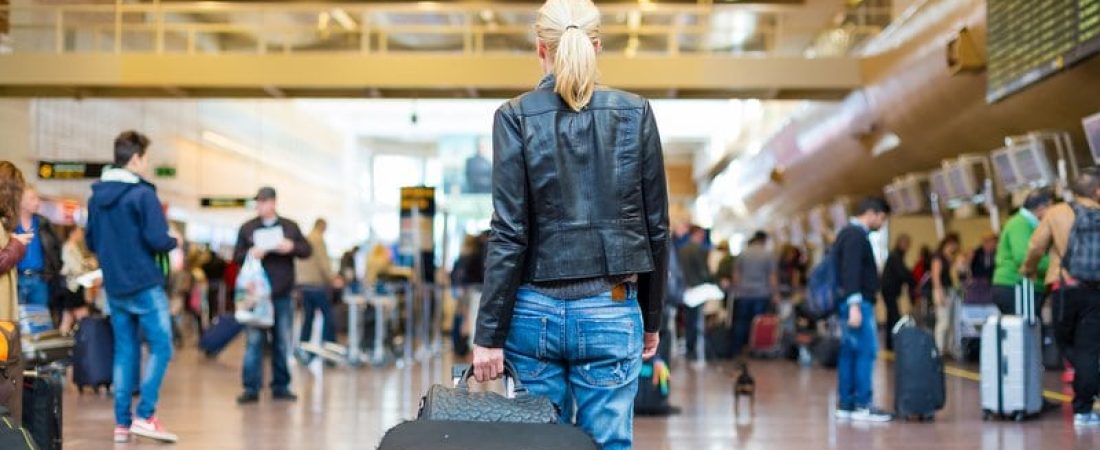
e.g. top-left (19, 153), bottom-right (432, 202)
top-left (234, 255), bottom-right (273, 328)
top-left (683, 283), bottom-right (724, 308)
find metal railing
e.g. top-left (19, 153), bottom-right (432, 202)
top-left (0, 1), bottom-right (813, 56)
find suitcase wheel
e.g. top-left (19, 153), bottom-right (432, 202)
top-left (1013, 412), bottom-right (1026, 422)
top-left (921, 414), bottom-right (935, 422)
top-left (982, 410), bottom-right (992, 421)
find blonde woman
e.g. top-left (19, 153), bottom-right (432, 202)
top-left (58, 227), bottom-right (99, 334)
top-left (471, 0), bottom-right (669, 447)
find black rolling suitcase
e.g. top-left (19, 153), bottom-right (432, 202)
top-left (72, 316), bottom-right (113, 393)
top-left (893, 317), bottom-right (945, 420)
top-left (380, 421), bottom-right (599, 450)
top-left (379, 363), bottom-right (598, 450)
top-left (23, 364), bottom-right (63, 450)
top-left (0, 410), bottom-right (35, 450)
top-left (199, 313), bottom-right (243, 357)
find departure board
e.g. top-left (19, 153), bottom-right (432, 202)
top-left (987, 0), bottom-right (1100, 103)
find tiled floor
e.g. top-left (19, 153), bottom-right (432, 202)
top-left (59, 338), bottom-right (1098, 450)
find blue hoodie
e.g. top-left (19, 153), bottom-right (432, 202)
top-left (86, 168), bottom-right (177, 297)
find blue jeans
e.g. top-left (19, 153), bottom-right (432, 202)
top-left (243, 296), bottom-right (293, 394)
top-left (837, 302), bottom-right (878, 410)
top-left (109, 286), bottom-right (174, 426)
top-left (732, 297), bottom-right (770, 354)
top-left (298, 286), bottom-right (336, 344)
top-left (17, 274), bottom-right (49, 307)
top-left (505, 287), bottom-right (643, 450)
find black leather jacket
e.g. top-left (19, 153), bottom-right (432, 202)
top-left (475, 75), bottom-right (670, 348)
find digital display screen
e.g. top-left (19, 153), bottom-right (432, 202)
top-left (987, 0), bottom-right (1100, 103)
top-left (1012, 144), bottom-right (1050, 183)
top-left (991, 149), bottom-right (1020, 190)
top-left (1084, 111), bottom-right (1100, 163)
top-left (901, 184), bottom-right (922, 213)
top-left (948, 165), bottom-right (976, 199)
top-left (930, 170), bottom-right (952, 200)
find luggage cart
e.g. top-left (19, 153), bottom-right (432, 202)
top-left (299, 287), bottom-right (372, 368)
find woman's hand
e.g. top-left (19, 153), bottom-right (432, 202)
top-left (847, 304), bottom-right (863, 329)
top-left (642, 332), bottom-right (660, 360)
top-left (472, 345), bottom-right (504, 383)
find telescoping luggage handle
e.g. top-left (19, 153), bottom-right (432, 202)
top-left (1014, 278), bottom-right (1037, 326)
top-left (454, 361), bottom-right (527, 397)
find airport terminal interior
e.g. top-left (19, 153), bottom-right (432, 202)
top-left (1, 0), bottom-right (1100, 449)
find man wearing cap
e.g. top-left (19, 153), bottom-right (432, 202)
top-left (232, 187), bottom-right (312, 404)
top-left (992, 188), bottom-right (1053, 316)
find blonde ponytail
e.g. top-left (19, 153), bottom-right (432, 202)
top-left (536, 0), bottom-right (600, 112)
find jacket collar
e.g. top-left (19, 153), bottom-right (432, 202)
top-left (100, 167), bottom-right (141, 184)
top-left (537, 73), bottom-right (556, 90)
top-left (1018, 208), bottom-right (1039, 227)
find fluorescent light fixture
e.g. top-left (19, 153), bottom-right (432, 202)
top-left (330, 9), bottom-right (357, 31)
top-left (202, 130), bottom-right (258, 159)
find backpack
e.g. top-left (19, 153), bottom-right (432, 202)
top-left (1064, 203), bottom-right (1100, 282)
top-left (805, 248), bottom-right (840, 320)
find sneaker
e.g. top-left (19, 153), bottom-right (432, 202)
top-left (130, 416), bottom-right (178, 443)
top-left (835, 408), bottom-right (853, 420)
top-left (1074, 413), bottom-right (1100, 427)
top-left (273, 391), bottom-right (298, 402)
top-left (113, 426), bottom-right (131, 443)
top-left (850, 407), bottom-right (894, 423)
top-left (237, 392), bottom-right (260, 405)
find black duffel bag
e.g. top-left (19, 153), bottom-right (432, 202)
top-left (418, 361), bottom-right (559, 424)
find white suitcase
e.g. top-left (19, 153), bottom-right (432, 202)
top-left (980, 279), bottom-right (1043, 421)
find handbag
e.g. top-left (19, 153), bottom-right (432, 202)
top-left (0, 321), bottom-right (22, 422)
top-left (418, 362), bottom-right (559, 424)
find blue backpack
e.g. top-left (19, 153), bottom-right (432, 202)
top-left (805, 248), bottom-right (840, 320)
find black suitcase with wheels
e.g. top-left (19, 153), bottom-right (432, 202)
top-left (199, 313), bottom-right (243, 357)
top-left (893, 317), bottom-right (945, 420)
top-left (380, 421), bottom-right (599, 450)
top-left (0, 410), bottom-right (35, 450)
top-left (23, 365), bottom-right (63, 450)
top-left (72, 316), bottom-right (113, 393)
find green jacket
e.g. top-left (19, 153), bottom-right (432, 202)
top-left (993, 211), bottom-right (1049, 289)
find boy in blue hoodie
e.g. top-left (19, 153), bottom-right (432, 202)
top-left (86, 131), bottom-right (179, 444)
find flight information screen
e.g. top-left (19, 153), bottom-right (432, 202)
top-left (987, 0), bottom-right (1100, 103)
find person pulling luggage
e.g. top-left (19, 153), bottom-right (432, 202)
top-left (470, 0), bottom-right (668, 447)
top-left (1022, 168), bottom-right (1100, 427)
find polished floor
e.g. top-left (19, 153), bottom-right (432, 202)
top-left (60, 336), bottom-right (1099, 450)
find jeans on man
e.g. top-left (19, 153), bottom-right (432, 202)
top-left (243, 296), bottom-right (293, 395)
top-left (1060, 286), bottom-right (1100, 414)
top-left (505, 287), bottom-right (643, 450)
top-left (732, 297), bottom-right (770, 354)
top-left (837, 301), bottom-right (878, 410)
top-left (17, 274), bottom-right (49, 307)
top-left (298, 286), bottom-right (335, 344)
top-left (109, 286), bottom-right (174, 427)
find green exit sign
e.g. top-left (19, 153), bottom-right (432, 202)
top-left (155, 166), bottom-right (177, 178)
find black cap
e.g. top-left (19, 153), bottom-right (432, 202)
top-left (254, 186), bottom-right (277, 201)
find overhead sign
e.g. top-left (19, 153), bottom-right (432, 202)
top-left (399, 186), bottom-right (437, 282)
top-left (200, 197), bottom-right (250, 208)
top-left (155, 166), bottom-right (177, 178)
top-left (37, 161), bottom-right (110, 180)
